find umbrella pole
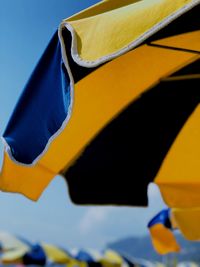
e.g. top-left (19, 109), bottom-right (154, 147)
top-left (162, 254), bottom-right (170, 267)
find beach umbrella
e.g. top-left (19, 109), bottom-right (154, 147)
top-left (71, 248), bottom-right (102, 265)
top-left (171, 208), bottom-right (200, 241)
top-left (1, 240), bottom-right (73, 265)
top-left (22, 244), bottom-right (46, 266)
top-left (0, 232), bottom-right (31, 264)
top-left (70, 249), bottom-right (137, 267)
top-left (41, 243), bottom-right (72, 264)
top-left (0, 232), bottom-right (72, 266)
top-left (22, 242), bottom-right (73, 265)
top-left (100, 249), bottom-right (125, 267)
top-left (0, 232), bottom-right (30, 253)
top-left (71, 248), bottom-right (152, 267)
top-left (0, 0), bottom-right (200, 208)
top-left (71, 248), bottom-right (112, 267)
top-left (100, 249), bottom-right (151, 267)
top-left (1, 249), bottom-right (27, 265)
top-left (147, 209), bottom-right (180, 255)
top-left (148, 207), bottom-right (200, 254)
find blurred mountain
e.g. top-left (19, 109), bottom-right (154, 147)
top-left (107, 234), bottom-right (200, 264)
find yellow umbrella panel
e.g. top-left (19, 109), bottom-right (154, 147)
top-left (1, 248), bottom-right (27, 265)
top-left (62, 57), bottom-right (199, 206)
top-left (0, 0), bottom-right (199, 208)
top-left (41, 243), bottom-right (72, 264)
top-left (0, 232), bottom-right (30, 265)
top-left (100, 249), bottom-right (124, 267)
top-left (172, 208), bottom-right (200, 241)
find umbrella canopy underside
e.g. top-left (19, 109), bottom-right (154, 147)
top-left (0, 0), bottom-right (199, 209)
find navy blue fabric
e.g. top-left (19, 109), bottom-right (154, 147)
top-left (148, 209), bottom-right (171, 229)
top-left (75, 250), bottom-right (95, 262)
top-left (3, 31), bottom-right (71, 164)
top-left (75, 250), bottom-right (102, 267)
top-left (23, 244), bottom-right (46, 265)
top-left (64, 74), bottom-right (199, 207)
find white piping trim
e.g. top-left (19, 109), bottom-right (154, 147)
top-left (59, 0), bottom-right (199, 68)
top-left (3, 0), bottom-right (199, 166)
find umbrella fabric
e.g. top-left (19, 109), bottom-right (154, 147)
top-left (0, 232), bottom-right (30, 252)
top-left (0, 0), bottom-right (199, 207)
top-left (71, 248), bottom-right (102, 267)
top-left (22, 244), bottom-right (46, 266)
top-left (2, 32), bottom-right (72, 165)
top-left (67, 259), bottom-right (88, 267)
top-left (1, 242), bottom-right (73, 265)
top-left (1, 249), bottom-right (28, 264)
top-left (147, 209), bottom-right (180, 254)
top-left (171, 208), bottom-right (200, 241)
top-left (149, 207), bottom-right (200, 254)
top-left (0, 234), bottom-right (72, 266)
top-left (0, 233), bottom-right (30, 264)
top-left (71, 249), bottom-right (131, 267)
top-left (100, 249), bottom-right (149, 267)
top-left (41, 243), bottom-right (72, 264)
top-left (22, 243), bottom-right (73, 265)
top-left (100, 250), bottom-right (125, 267)
top-left (73, 249), bottom-right (101, 262)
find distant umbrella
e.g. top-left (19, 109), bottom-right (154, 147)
top-left (0, 232), bottom-right (30, 253)
top-left (41, 243), bottom-right (72, 264)
top-left (70, 249), bottom-right (141, 267)
top-left (0, 234), bottom-right (72, 266)
top-left (0, 0), bottom-right (199, 209)
top-left (22, 244), bottom-right (46, 266)
top-left (22, 243), bottom-right (73, 265)
top-left (71, 248), bottom-right (102, 267)
top-left (73, 249), bottom-right (101, 263)
top-left (147, 209), bottom-right (180, 254)
top-left (100, 249), bottom-right (128, 267)
top-left (0, 241), bottom-right (154, 267)
top-left (0, 232), bottom-right (31, 264)
top-left (148, 207), bottom-right (200, 254)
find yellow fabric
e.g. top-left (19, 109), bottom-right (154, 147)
top-left (149, 224), bottom-right (180, 255)
top-left (155, 104), bottom-right (200, 208)
top-left (0, 43), bottom-right (197, 200)
top-left (151, 30), bottom-right (200, 52)
top-left (66, 259), bottom-right (88, 267)
top-left (67, 0), bottom-right (141, 21)
top-left (64, 0), bottom-right (195, 61)
top-left (172, 208), bottom-right (200, 240)
top-left (170, 211), bottom-right (179, 230)
top-left (100, 250), bottom-right (123, 267)
top-left (1, 249), bottom-right (26, 264)
top-left (0, 232), bottom-right (29, 264)
top-left (0, 153), bottom-right (55, 200)
top-left (42, 243), bottom-right (71, 264)
top-left (0, 231), bottom-right (29, 251)
top-left (41, 45), bottom-right (197, 174)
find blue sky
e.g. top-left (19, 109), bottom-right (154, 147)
top-left (0, 0), bottom-right (166, 250)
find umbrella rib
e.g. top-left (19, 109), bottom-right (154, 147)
top-left (147, 43), bottom-right (200, 55)
top-left (161, 74), bottom-right (200, 81)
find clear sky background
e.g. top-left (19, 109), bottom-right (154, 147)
top-left (0, 0), bottom-right (166, 250)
